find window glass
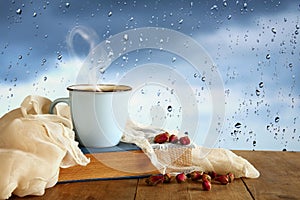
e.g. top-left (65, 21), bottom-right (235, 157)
top-left (1, 0), bottom-right (299, 151)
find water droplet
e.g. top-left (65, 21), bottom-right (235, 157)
top-left (266, 54), bottom-right (271, 59)
top-left (255, 89), bottom-right (260, 96)
top-left (65, 2), bottom-right (70, 8)
top-left (211, 5), bottom-right (218, 10)
top-left (108, 11), bottom-right (113, 17)
top-left (243, 2), bottom-right (248, 9)
top-left (167, 105), bottom-right (172, 112)
top-left (193, 73), bottom-right (198, 78)
top-left (16, 8), bottom-right (22, 15)
top-left (275, 116), bottom-right (280, 123)
top-left (43, 76), bottom-right (47, 81)
top-left (172, 57), bottom-right (176, 62)
top-left (288, 63), bottom-right (293, 68)
top-left (227, 15), bottom-right (232, 20)
top-left (57, 54), bottom-right (62, 60)
top-left (41, 58), bottom-right (47, 65)
top-left (253, 140), bottom-right (256, 146)
top-left (178, 19), bottom-right (184, 24)
top-left (32, 12), bottom-right (37, 17)
top-left (123, 34), bottom-right (128, 41)
top-left (259, 82), bottom-right (264, 88)
top-left (296, 24), bottom-right (300, 29)
top-left (271, 27), bottom-right (277, 34)
top-left (18, 55), bottom-right (22, 59)
top-left (223, 1), bottom-right (227, 7)
top-left (235, 122), bottom-right (242, 128)
top-left (201, 76), bottom-right (206, 82)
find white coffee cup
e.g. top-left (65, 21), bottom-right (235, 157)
top-left (49, 84), bottom-right (132, 148)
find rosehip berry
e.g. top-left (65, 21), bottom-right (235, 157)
top-left (202, 180), bottom-right (211, 191)
top-left (154, 132), bottom-right (169, 144)
top-left (176, 173), bottom-right (187, 183)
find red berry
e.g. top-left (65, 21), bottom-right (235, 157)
top-left (202, 173), bottom-right (212, 182)
top-left (179, 136), bottom-right (190, 145)
top-left (202, 180), bottom-right (211, 191)
top-left (215, 175), bottom-right (229, 185)
top-left (189, 171), bottom-right (203, 181)
top-left (145, 174), bottom-right (164, 186)
top-left (208, 171), bottom-right (217, 179)
top-left (176, 173), bottom-right (187, 183)
top-left (163, 173), bottom-right (172, 183)
top-left (154, 132), bottom-right (169, 144)
top-left (169, 134), bottom-right (179, 143)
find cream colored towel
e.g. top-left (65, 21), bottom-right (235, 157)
top-left (0, 96), bottom-right (90, 199)
top-left (122, 121), bottom-right (260, 178)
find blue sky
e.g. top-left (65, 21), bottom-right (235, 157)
top-left (1, 0), bottom-right (299, 151)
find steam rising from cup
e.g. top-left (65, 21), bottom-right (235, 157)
top-left (66, 25), bottom-right (113, 91)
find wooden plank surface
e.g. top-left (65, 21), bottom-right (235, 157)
top-left (9, 151), bottom-right (300, 200)
top-left (238, 151), bottom-right (300, 200)
top-left (59, 150), bottom-right (158, 182)
top-left (11, 179), bottom-right (138, 200)
top-left (136, 177), bottom-right (253, 200)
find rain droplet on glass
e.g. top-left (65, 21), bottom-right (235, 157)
top-left (275, 116), bottom-right (280, 123)
top-left (123, 34), bottom-right (129, 41)
top-left (235, 122), bottom-right (242, 128)
top-left (255, 89), bottom-right (260, 96)
top-left (271, 27), bottom-right (277, 34)
top-left (57, 54), bottom-right (62, 60)
top-left (65, 2), bottom-right (70, 8)
top-left (211, 5), bottom-right (218, 10)
top-left (259, 81), bottom-right (264, 88)
top-left (266, 54), bottom-right (271, 59)
top-left (18, 55), bottom-right (22, 59)
top-left (32, 12), bottom-right (37, 17)
top-left (16, 8), bottom-right (22, 15)
top-left (178, 19), bottom-right (184, 24)
top-left (167, 105), bottom-right (172, 112)
top-left (108, 11), bottom-right (113, 17)
top-left (172, 57), bottom-right (176, 62)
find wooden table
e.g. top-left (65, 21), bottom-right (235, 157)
top-left (10, 150), bottom-right (300, 200)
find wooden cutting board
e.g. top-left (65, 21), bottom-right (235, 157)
top-left (58, 150), bottom-right (159, 183)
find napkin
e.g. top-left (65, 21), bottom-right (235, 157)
top-left (122, 122), bottom-right (260, 178)
top-left (0, 96), bottom-right (90, 199)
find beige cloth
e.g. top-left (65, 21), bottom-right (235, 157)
top-left (122, 122), bottom-right (260, 178)
top-left (0, 96), bottom-right (90, 199)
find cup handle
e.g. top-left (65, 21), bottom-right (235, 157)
top-left (49, 97), bottom-right (70, 114)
